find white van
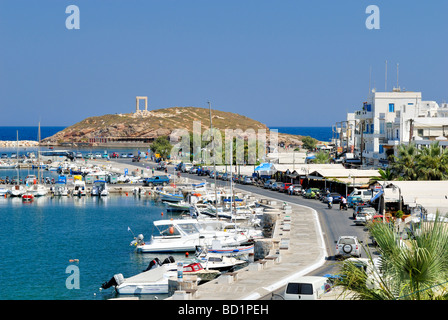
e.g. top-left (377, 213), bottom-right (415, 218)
top-left (284, 276), bottom-right (332, 300)
top-left (181, 162), bottom-right (193, 173)
top-left (347, 188), bottom-right (378, 207)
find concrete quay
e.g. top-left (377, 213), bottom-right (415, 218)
top-left (183, 197), bottom-right (327, 300)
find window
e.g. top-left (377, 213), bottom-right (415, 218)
top-left (389, 103), bottom-right (395, 112)
top-left (286, 283), bottom-right (314, 295)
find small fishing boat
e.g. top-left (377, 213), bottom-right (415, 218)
top-left (163, 200), bottom-right (191, 211)
top-left (0, 187), bottom-right (9, 196)
top-left (52, 181), bottom-right (68, 196)
top-left (10, 185), bottom-right (25, 197)
top-left (101, 265), bottom-right (171, 295)
top-left (73, 180), bottom-right (86, 196)
top-left (101, 257), bottom-right (203, 295)
top-left (157, 190), bottom-right (184, 202)
top-left (91, 180), bottom-right (108, 196)
top-left (27, 184), bottom-right (48, 197)
top-left (21, 193), bottom-right (34, 202)
top-left (195, 249), bottom-right (248, 272)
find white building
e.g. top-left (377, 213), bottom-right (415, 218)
top-left (351, 88), bottom-right (448, 167)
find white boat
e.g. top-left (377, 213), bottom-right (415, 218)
top-left (10, 185), bottom-right (25, 197)
top-left (132, 218), bottom-right (251, 253)
top-left (157, 190), bottom-right (183, 202)
top-left (91, 180), bottom-right (108, 196)
top-left (27, 184), bottom-right (48, 197)
top-left (195, 249), bottom-right (248, 272)
top-left (0, 187), bottom-right (8, 196)
top-left (52, 181), bottom-right (68, 196)
top-left (0, 162), bottom-right (17, 169)
top-left (73, 180), bottom-right (86, 196)
top-left (101, 266), bottom-right (171, 295)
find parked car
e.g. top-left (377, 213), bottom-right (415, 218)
top-left (95, 153), bottom-right (102, 159)
top-left (189, 166), bottom-right (199, 174)
top-left (270, 182), bottom-right (280, 191)
top-left (263, 179), bottom-right (276, 189)
top-left (111, 152), bottom-right (120, 158)
top-left (216, 172), bottom-right (224, 179)
top-left (180, 162), bottom-right (193, 173)
top-left (156, 162), bottom-right (167, 171)
top-left (221, 172), bottom-right (228, 180)
top-left (352, 203), bottom-right (373, 219)
top-left (85, 153), bottom-right (93, 159)
top-left (354, 211), bottom-right (374, 225)
top-left (143, 175), bottom-right (170, 186)
top-left (120, 153), bottom-right (127, 158)
top-left (304, 188), bottom-right (320, 199)
top-left (75, 152), bottom-right (83, 159)
top-left (127, 153), bottom-right (134, 158)
top-left (102, 153), bottom-right (109, 159)
top-left (335, 236), bottom-right (362, 259)
top-left (290, 184), bottom-right (302, 195)
top-left (1, 154), bottom-right (7, 159)
top-left (132, 156), bottom-right (140, 162)
top-left (278, 182), bottom-right (292, 192)
top-left (243, 176), bottom-right (253, 185)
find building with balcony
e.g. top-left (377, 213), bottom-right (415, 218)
top-left (349, 88), bottom-right (448, 167)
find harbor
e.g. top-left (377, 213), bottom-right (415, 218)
top-left (0, 154), bottom-right (330, 300)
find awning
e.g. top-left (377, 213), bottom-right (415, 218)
top-left (369, 189), bottom-right (383, 203)
top-left (384, 187), bottom-right (400, 202)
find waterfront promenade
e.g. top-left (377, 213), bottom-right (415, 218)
top-left (91, 158), bottom-right (331, 300)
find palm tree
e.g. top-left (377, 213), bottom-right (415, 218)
top-left (390, 143), bottom-right (419, 180)
top-left (336, 212), bottom-right (448, 300)
top-left (312, 150), bottom-right (331, 164)
top-left (416, 142), bottom-right (448, 180)
top-left (369, 168), bottom-right (396, 183)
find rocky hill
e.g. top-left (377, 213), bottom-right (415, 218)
top-left (41, 106), bottom-right (310, 148)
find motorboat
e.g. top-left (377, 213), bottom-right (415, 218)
top-left (195, 248), bottom-right (248, 272)
top-left (0, 187), bottom-right (9, 196)
top-left (73, 180), bottom-right (86, 196)
top-left (101, 265), bottom-right (171, 295)
top-left (52, 181), bottom-right (68, 196)
top-left (206, 242), bottom-right (255, 257)
top-left (101, 256), bottom-right (202, 295)
top-left (10, 184), bottom-right (26, 197)
top-left (131, 218), bottom-right (251, 253)
top-left (0, 161), bottom-right (17, 169)
top-left (91, 180), bottom-right (108, 196)
top-left (27, 184), bottom-right (48, 197)
top-left (163, 200), bottom-right (192, 211)
top-left (22, 193), bottom-right (34, 202)
top-left (157, 190), bottom-right (184, 202)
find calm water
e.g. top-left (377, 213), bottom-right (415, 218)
top-left (0, 126), bottom-right (333, 144)
top-left (0, 126), bottom-right (332, 300)
top-left (0, 195), bottom-right (182, 300)
top-left (272, 126), bottom-right (333, 142)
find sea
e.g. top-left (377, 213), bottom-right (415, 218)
top-left (0, 126), bottom-right (332, 300)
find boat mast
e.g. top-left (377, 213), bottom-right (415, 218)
top-left (38, 122), bottom-right (41, 183)
top-left (208, 101), bottom-right (219, 219)
top-left (16, 130), bottom-right (19, 181)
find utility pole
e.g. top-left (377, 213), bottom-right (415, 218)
top-left (208, 101), bottom-right (218, 219)
top-left (360, 120), bottom-right (365, 167)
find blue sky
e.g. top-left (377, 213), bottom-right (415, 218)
top-left (0, 1), bottom-right (447, 127)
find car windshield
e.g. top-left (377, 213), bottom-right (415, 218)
top-left (339, 238), bottom-right (356, 245)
